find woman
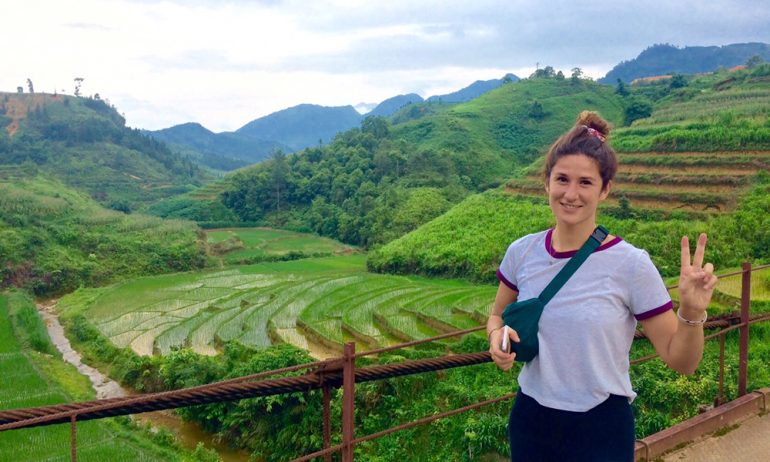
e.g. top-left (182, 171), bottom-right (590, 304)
top-left (486, 111), bottom-right (717, 462)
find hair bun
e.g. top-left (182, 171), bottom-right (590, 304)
top-left (576, 111), bottom-right (611, 137)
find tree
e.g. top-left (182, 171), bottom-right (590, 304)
top-left (746, 55), bottom-right (764, 69)
top-left (74, 77), bottom-right (84, 96)
top-left (26, 79), bottom-right (34, 94)
top-left (615, 79), bottom-right (629, 97)
top-left (270, 150), bottom-right (289, 211)
top-left (528, 100), bottom-right (545, 120)
top-left (623, 96), bottom-right (653, 126)
top-left (531, 66), bottom-right (555, 79)
top-left (361, 116), bottom-right (389, 139)
top-left (669, 73), bottom-right (687, 89)
top-left (570, 68), bottom-right (583, 84)
top-left (555, 70), bottom-right (565, 80)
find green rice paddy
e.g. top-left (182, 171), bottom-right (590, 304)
top-left (207, 227), bottom-right (359, 264)
top-left (58, 255), bottom-right (496, 357)
top-left (0, 294), bottom-right (181, 461)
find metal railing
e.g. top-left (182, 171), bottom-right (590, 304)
top-left (0, 262), bottom-right (768, 461)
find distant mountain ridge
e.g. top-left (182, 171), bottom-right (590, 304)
top-left (426, 73), bottom-right (519, 102)
top-left (236, 103), bottom-right (363, 151)
top-left (600, 42), bottom-right (770, 83)
top-left (148, 73), bottom-right (520, 170)
top-left (147, 122), bottom-right (289, 171)
top-left (367, 93), bottom-right (424, 117)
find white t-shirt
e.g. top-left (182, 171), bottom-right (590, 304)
top-left (497, 229), bottom-right (672, 412)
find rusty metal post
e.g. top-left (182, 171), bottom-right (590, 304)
top-left (716, 332), bottom-right (726, 407)
top-left (739, 262), bottom-right (751, 396)
top-left (342, 342), bottom-right (355, 462)
top-left (70, 414), bottom-right (77, 462)
top-left (323, 384), bottom-right (332, 462)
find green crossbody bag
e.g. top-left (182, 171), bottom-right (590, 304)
top-left (502, 225), bottom-right (609, 362)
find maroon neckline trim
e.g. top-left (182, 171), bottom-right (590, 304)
top-left (545, 228), bottom-right (623, 258)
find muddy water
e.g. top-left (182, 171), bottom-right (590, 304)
top-left (37, 301), bottom-right (251, 462)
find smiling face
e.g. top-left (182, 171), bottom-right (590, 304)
top-left (545, 153), bottom-right (610, 230)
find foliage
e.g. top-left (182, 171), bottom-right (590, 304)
top-left (600, 42), bottom-right (770, 83)
top-left (4, 290), bottom-right (56, 355)
top-left (207, 227), bottom-right (359, 265)
top-left (216, 78), bottom-right (623, 248)
top-left (0, 175), bottom-right (206, 296)
top-left (369, 179), bottom-right (770, 282)
top-left (0, 92), bottom-right (207, 209)
top-left (623, 96), bottom-right (653, 126)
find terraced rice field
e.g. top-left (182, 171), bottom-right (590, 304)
top-left (712, 266), bottom-right (770, 303)
top-left (0, 295), bottom-right (173, 461)
top-left (506, 151), bottom-right (770, 212)
top-left (207, 227), bottom-right (358, 264)
top-left (58, 256), bottom-right (496, 358)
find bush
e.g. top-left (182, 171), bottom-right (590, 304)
top-left (6, 291), bottom-right (57, 355)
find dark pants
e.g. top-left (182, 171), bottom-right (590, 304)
top-left (508, 390), bottom-right (635, 462)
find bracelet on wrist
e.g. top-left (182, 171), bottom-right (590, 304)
top-left (487, 326), bottom-right (502, 341)
top-left (677, 309), bottom-right (707, 326)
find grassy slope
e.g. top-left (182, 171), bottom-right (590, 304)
top-left (392, 77), bottom-right (624, 174)
top-left (371, 69), bottom-right (770, 281)
top-left (207, 227), bottom-right (360, 265)
top-left (0, 92), bottom-right (206, 210)
top-left (0, 174), bottom-right (205, 296)
top-left (0, 292), bottom-right (187, 461)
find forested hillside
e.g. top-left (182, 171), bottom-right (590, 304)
top-left (370, 64), bottom-right (770, 282)
top-left (600, 42), bottom-right (770, 83)
top-left (0, 93), bottom-right (205, 211)
top-left (201, 77), bottom-right (623, 247)
top-left (0, 170), bottom-right (205, 295)
top-left (147, 122), bottom-right (288, 172)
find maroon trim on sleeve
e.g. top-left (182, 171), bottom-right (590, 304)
top-left (635, 300), bottom-right (674, 321)
top-left (496, 269), bottom-right (519, 292)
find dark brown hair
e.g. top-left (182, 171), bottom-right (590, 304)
top-left (543, 111), bottom-right (617, 191)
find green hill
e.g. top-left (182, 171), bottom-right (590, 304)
top-left (0, 92), bottom-right (207, 211)
top-left (0, 172), bottom-right (205, 295)
top-left (600, 42), bottom-right (770, 84)
top-left (173, 77), bottom-right (623, 247)
top-left (370, 66), bottom-right (770, 281)
top-left (146, 122), bottom-right (288, 172)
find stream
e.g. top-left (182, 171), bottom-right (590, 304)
top-left (36, 300), bottom-right (251, 462)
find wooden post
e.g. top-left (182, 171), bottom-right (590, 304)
top-left (739, 262), bottom-right (751, 396)
top-left (342, 342), bottom-right (355, 462)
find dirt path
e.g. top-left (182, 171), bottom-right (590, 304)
top-left (37, 300), bottom-right (127, 400)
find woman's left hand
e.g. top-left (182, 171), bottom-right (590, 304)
top-left (678, 233), bottom-right (718, 316)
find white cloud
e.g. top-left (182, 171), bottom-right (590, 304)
top-left (1, 0), bottom-right (767, 131)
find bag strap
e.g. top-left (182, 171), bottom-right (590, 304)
top-left (538, 225), bottom-right (609, 305)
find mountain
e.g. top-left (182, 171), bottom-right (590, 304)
top-left (210, 77), bottom-right (623, 247)
top-left (147, 122), bottom-right (289, 171)
top-left (426, 73), bottom-right (519, 103)
top-left (147, 74), bottom-right (523, 171)
top-left (236, 104), bottom-right (363, 151)
top-left (0, 92), bottom-right (205, 210)
top-left (367, 93), bottom-right (424, 118)
top-left (600, 42), bottom-right (770, 83)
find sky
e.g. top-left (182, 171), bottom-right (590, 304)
top-left (2, 0), bottom-right (768, 132)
